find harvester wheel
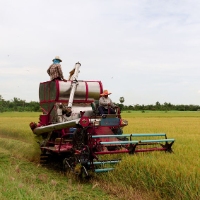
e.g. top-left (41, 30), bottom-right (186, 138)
top-left (40, 153), bottom-right (49, 165)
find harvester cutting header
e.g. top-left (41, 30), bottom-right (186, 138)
top-left (30, 61), bottom-right (175, 179)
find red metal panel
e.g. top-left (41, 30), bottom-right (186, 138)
top-left (39, 80), bottom-right (103, 104)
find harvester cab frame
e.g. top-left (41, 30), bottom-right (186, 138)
top-left (30, 62), bottom-right (175, 179)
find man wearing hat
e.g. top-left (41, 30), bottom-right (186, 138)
top-left (47, 56), bottom-right (67, 81)
top-left (98, 90), bottom-right (116, 116)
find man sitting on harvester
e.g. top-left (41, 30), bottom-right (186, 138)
top-left (98, 90), bottom-right (117, 117)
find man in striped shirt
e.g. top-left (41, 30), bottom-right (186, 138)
top-left (47, 56), bottom-right (67, 81)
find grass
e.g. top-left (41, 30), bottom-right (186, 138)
top-left (0, 153), bottom-right (114, 200)
top-left (0, 112), bottom-right (118, 200)
top-left (0, 111), bottom-right (200, 199)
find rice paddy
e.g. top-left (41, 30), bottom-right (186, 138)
top-left (0, 111), bottom-right (199, 199)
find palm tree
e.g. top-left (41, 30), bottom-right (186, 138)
top-left (119, 97), bottom-right (125, 103)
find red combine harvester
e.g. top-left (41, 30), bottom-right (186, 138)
top-left (30, 62), bottom-right (175, 178)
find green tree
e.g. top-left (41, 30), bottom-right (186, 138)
top-left (119, 97), bottom-right (125, 103)
top-left (155, 101), bottom-right (161, 110)
top-left (0, 95), bottom-right (4, 112)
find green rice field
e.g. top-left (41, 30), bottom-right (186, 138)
top-left (0, 111), bottom-right (199, 200)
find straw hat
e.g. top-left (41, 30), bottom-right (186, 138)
top-left (52, 56), bottom-right (62, 62)
top-left (100, 90), bottom-right (111, 96)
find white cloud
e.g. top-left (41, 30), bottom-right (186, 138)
top-left (1, 66), bottom-right (39, 76)
top-left (1, 0), bottom-right (200, 105)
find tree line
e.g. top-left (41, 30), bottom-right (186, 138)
top-left (0, 96), bottom-right (40, 112)
top-left (118, 101), bottom-right (200, 111)
top-left (0, 95), bottom-right (200, 112)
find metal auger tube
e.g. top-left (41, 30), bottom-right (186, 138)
top-left (68, 62), bottom-right (81, 108)
top-left (33, 120), bottom-right (78, 135)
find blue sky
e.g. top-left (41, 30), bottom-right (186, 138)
top-left (1, 0), bottom-right (200, 105)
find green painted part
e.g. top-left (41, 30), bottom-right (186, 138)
top-left (92, 133), bottom-right (166, 138)
top-left (89, 160), bottom-right (120, 165)
top-left (100, 141), bottom-right (138, 145)
top-left (140, 139), bottom-right (175, 143)
top-left (124, 133), bottom-right (166, 137)
top-left (95, 168), bottom-right (114, 173)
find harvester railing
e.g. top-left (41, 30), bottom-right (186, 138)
top-left (91, 133), bottom-right (175, 155)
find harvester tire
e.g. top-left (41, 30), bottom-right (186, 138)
top-left (40, 153), bottom-right (49, 165)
